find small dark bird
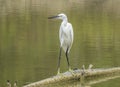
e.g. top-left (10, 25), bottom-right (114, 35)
top-left (14, 81), bottom-right (17, 87)
top-left (7, 80), bottom-right (11, 87)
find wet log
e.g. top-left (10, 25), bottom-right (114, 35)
top-left (23, 67), bottom-right (120, 87)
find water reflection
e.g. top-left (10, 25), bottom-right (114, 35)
top-left (44, 81), bottom-right (91, 87)
top-left (0, 0), bottom-right (120, 87)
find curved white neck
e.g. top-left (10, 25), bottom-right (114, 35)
top-left (62, 18), bottom-right (68, 26)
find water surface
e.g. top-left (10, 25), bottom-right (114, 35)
top-left (0, 0), bottom-right (120, 87)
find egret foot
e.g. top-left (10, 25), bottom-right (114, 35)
top-left (69, 67), bottom-right (72, 72)
top-left (68, 67), bottom-right (75, 75)
top-left (57, 71), bottom-right (60, 75)
top-left (57, 68), bottom-right (61, 75)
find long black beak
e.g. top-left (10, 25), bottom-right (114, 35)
top-left (48, 16), bottom-right (59, 19)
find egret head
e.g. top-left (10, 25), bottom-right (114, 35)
top-left (48, 13), bottom-right (67, 21)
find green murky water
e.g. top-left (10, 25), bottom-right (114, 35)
top-left (0, 0), bottom-right (120, 87)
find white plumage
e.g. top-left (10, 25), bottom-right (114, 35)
top-left (59, 16), bottom-right (73, 53)
top-left (48, 13), bottom-right (74, 74)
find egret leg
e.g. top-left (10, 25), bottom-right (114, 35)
top-left (57, 47), bottom-right (62, 74)
top-left (66, 48), bottom-right (71, 71)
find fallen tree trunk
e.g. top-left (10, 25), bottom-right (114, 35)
top-left (23, 67), bottom-right (120, 87)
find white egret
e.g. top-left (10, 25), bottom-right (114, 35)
top-left (48, 13), bottom-right (74, 74)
